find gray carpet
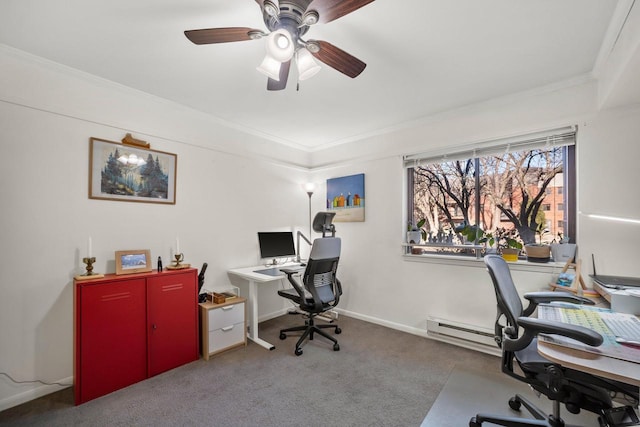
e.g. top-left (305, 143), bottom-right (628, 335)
top-left (0, 315), bottom-right (499, 426)
top-left (422, 366), bottom-right (599, 427)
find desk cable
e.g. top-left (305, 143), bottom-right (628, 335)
top-left (1, 371), bottom-right (71, 387)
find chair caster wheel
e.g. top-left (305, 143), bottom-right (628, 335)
top-left (333, 343), bottom-right (340, 351)
top-left (508, 397), bottom-right (521, 411)
top-left (469, 417), bottom-right (481, 427)
top-left (295, 348), bottom-right (303, 356)
top-left (335, 327), bottom-right (342, 334)
top-left (279, 333), bottom-right (286, 340)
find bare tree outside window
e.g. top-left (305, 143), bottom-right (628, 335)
top-left (408, 145), bottom-right (574, 256)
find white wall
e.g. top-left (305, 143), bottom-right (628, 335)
top-left (0, 48), bottom-right (310, 410)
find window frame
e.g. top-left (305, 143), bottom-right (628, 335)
top-left (404, 127), bottom-right (577, 260)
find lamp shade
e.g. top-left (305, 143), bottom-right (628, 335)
top-left (266, 29), bottom-right (294, 63)
top-left (304, 182), bottom-right (316, 193)
top-left (296, 48), bottom-right (321, 81)
top-left (257, 55), bottom-right (282, 81)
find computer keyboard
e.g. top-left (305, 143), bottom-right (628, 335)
top-left (600, 312), bottom-right (640, 341)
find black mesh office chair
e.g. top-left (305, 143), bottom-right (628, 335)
top-left (278, 236), bottom-right (342, 356)
top-left (470, 254), bottom-right (639, 427)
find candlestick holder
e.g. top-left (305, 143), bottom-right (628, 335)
top-left (166, 253), bottom-right (190, 270)
top-left (83, 257), bottom-right (97, 275)
top-left (173, 253), bottom-right (184, 267)
top-left (75, 256), bottom-right (104, 280)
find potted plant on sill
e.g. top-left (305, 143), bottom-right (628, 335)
top-left (407, 219), bottom-right (426, 254)
top-left (550, 233), bottom-right (577, 263)
top-left (457, 225), bottom-right (523, 261)
top-left (524, 223), bottom-right (551, 263)
top-left (492, 227), bottom-right (523, 262)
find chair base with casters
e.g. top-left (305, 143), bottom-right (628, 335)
top-left (278, 311), bottom-right (341, 356)
top-left (470, 393), bottom-right (586, 427)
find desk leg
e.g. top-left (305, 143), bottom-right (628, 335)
top-left (247, 279), bottom-right (275, 351)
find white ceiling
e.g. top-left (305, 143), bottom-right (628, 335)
top-left (0, 0), bottom-right (621, 151)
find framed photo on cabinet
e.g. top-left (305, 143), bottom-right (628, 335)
top-left (89, 137), bottom-right (177, 204)
top-left (115, 249), bottom-right (152, 275)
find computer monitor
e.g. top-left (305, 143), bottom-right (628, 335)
top-left (257, 232), bottom-right (296, 264)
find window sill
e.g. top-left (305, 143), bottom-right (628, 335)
top-left (402, 253), bottom-right (567, 273)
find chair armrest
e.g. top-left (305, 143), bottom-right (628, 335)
top-left (280, 269), bottom-right (306, 299)
top-left (521, 291), bottom-right (594, 316)
top-left (503, 316), bottom-right (603, 352)
top-left (524, 291), bottom-right (594, 305)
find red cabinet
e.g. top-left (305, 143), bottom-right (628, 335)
top-left (147, 273), bottom-right (199, 376)
top-left (74, 269), bottom-right (198, 404)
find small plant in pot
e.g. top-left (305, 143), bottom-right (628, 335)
top-left (457, 225), bottom-right (522, 261)
top-left (407, 219), bottom-right (426, 254)
top-left (550, 232), bottom-right (577, 263)
top-left (493, 227), bottom-right (523, 262)
top-left (525, 223), bottom-right (551, 263)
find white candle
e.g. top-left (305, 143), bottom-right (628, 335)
top-left (176, 236), bottom-right (180, 254)
top-left (88, 236), bottom-right (92, 258)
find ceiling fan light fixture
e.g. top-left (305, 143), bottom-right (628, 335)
top-left (266, 29), bottom-right (294, 62)
top-left (257, 55), bottom-right (282, 81)
top-left (296, 48), bottom-right (321, 81)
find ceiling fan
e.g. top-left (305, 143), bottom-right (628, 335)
top-left (184, 0), bottom-right (375, 91)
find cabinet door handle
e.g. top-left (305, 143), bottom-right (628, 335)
top-left (222, 306), bottom-right (234, 311)
top-left (152, 324), bottom-right (157, 330)
top-left (221, 325), bottom-right (234, 332)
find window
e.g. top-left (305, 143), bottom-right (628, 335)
top-left (405, 127), bottom-right (576, 257)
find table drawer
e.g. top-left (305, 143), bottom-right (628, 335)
top-left (208, 302), bottom-right (244, 331)
top-left (208, 322), bottom-right (245, 354)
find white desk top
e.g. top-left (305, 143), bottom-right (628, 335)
top-left (228, 262), bottom-right (305, 282)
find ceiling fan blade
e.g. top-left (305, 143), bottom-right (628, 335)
top-left (308, 0), bottom-right (375, 24)
top-left (184, 27), bottom-right (262, 45)
top-left (309, 40), bottom-right (366, 78)
top-left (267, 60), bottom-right (291, 91)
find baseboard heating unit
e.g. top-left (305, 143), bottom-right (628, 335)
top-left (426, 317), bottom-right (499, 355)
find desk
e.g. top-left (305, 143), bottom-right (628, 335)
top-left (228, 263), bottom-right (303, 351)
top-left (537, 306), bottom-right (640, 387)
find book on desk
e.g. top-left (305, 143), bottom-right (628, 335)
top-left (538, 304), bottom-right (640, 364)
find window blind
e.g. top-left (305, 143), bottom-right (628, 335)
top-left (403, 125), bottom-right (576, 168)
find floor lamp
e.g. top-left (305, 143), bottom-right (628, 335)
top-left (305, 182), bottom-right (315, 239)
top-left (295, 182), bottom-right (316, 263)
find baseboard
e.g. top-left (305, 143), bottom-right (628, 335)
top-left (338, 309), bottom-right (500, 357)
top-left (0, 377), bottom-right (72, 412)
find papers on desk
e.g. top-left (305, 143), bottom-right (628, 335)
top-left (538, 304), bottom-right (640, 364)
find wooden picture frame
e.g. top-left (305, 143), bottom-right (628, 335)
top-left (89, 137), bottom-right (177, 204)
top-left (115, 249), bottom-right (152, 275)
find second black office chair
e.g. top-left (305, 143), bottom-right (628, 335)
top-left (278, 237), bottom-right (342, 356)
top-left (470, 254), bottom-right (638, 427)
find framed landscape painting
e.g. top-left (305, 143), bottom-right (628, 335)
top-left (89, 137), bottom-right (177, 204)
top-left (326, 173), bottom-right (365, 222)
